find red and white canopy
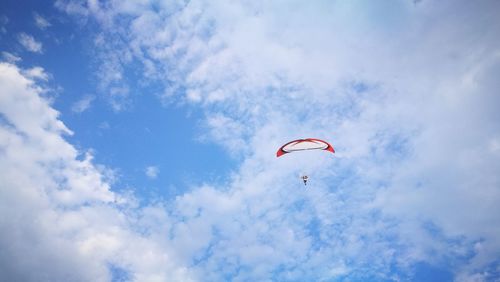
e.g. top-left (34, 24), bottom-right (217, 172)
top-left (276, 138), bottom-right (335, 157)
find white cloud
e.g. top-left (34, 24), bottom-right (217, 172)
top-left (54, 0), bottom-right (500, 280)
top-left (0, 63), bottom-right (194, 281)
top-left (145, 166), bottom-right (159, 179)
top-left (71, 94), bottom-right (95, 113)
top-left (17, 33), bottom-right (43, 53)
top-left (34, 13), bottom-right (51, 30)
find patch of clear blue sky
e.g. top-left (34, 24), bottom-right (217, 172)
top-left (109, 263), bottom-right (132, 282)
top-left (0, 0), bottom-right (235, 202)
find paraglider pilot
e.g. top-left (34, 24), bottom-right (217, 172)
top-left (301, 175), bottom-right (308, 185)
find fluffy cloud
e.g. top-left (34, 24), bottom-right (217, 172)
top-left (0, 63), bottom-right (193, 281)
top-left (38, 0), bottom-right (500, 280)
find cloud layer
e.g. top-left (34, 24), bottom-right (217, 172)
top-left (2, 0), bottom-right (499, 281)
top-left (0, 63), bottom-right (192, 281)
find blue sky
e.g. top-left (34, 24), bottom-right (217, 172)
top-left (0, 0), bottom-right (235, 200)
top-left (1, 1), bottom-right (499, 281)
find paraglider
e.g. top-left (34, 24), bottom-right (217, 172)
top-left (276, 138), bottom-right (335, 185)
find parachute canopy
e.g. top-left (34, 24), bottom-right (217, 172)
top-left (276, 138), bottom-right (335, 157)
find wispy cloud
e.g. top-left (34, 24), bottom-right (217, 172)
top-left (1, 51), bottom-right (21, 63)
top-left (71, 94), bottom-right (95, 113)
top-left (17, 32), bottom-right (43, 53)
top-left (33, 13), bottom-right (51, 30)
top-left (108, 86), bottom-right (130, 112)
top-left (0, 15), bottom-right (8, 25)
top-left (0, 15), bottom-right (8, 33)
top-left (145, 166), bottom-right (159, 179)
top-left (99, 121), bottom-right (110, 130)
top-left (22, 66), bottom-right (49, 81)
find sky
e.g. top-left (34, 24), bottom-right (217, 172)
top-left (0, 0), bottom-right (499, 281)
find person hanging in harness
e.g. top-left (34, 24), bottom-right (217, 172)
top-left (301, 175), bottom-right (309, 186)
